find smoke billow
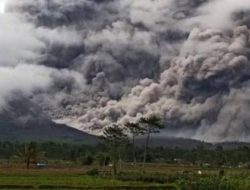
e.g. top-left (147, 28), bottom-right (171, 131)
top-left (1, 0), bottom-right (250, 142)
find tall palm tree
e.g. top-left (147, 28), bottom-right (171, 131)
top-left (100, 124), bottom-right (128, 176)
top-left (139, 115), bottom-right (164, 173)
top-left (125, 122), bottom-right (145, 167)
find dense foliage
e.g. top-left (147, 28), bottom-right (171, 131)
top-left (0, 141), bottom-right (250, 167)
top-left (177, 176), bottom-right (250, 190)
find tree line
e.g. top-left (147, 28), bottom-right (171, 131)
top-left (0, 115), bottom-right (250, 172)
top-left (0, 140), bottom-right (250, 170)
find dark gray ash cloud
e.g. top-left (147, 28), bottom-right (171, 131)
top-left (1, 0), bottom-right (250, 142)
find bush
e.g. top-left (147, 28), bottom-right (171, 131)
top-left (86, 168), bottom-right (99, 176)
top-left (96, 153), bottom-right (110, 166)
top-left (177, 176), bottom-right (250, 190)
top-left (81, 154), bottom-right (94, 165)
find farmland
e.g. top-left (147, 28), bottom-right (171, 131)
top-left (0, 131), bottom-right (250, 190)
top-left (0, 163), bottom-right (249, 190)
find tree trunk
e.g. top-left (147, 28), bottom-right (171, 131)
top-left (102, 155), bottom-right (106, 177)
top-left (118, 149), bottom-right (122, 171)
top-left (112, 145), bottom-right (118, 177)
top-left (26, 158), bottom-right (30, 170)
top-left (142, 127), bottom-right (150, 173)
top-left (132, 134), bottom-right (136, 167)
top-left (112, 159), bottom-right (117, 177)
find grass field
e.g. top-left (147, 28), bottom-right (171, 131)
top-left (0, 163), bottom-right (249, 190)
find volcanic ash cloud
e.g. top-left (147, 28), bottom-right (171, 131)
top-left (2, 0), bottom-right (250, 142)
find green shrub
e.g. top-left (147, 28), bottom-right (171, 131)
top-left (177, 176), bottom-right (250, 190)
top-left (86, 168), bottom-right (99, 176)
top-left (82, 154), bottom-right (94, 165)
top-left (96, 153), bottom-right (110, 166)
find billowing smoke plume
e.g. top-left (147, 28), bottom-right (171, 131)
top-left (1, 0), bottom-right (250, 142)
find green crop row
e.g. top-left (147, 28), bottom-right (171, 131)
top-left (0, 184), bottom-right (177, 190)
top-left (177, 176), bottom-right (250, 190)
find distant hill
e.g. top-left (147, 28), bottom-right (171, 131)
top-left (1, 116), bottom-right (249, 148)
top-left (0, 97), bottom-right (97, 143)
top-left (0, 118), bottom-right (97, 143)
top-left (135, 136), bottom-right (250, 150)
top-left (0, 97), bottom-right (249, 147)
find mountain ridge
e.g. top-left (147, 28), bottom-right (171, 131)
top-left (0, 118), bottom-right (97, 144)
top-left (1, 118), bottom-right (249, 150)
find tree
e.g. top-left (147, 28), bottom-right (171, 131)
top-left (15, 142), bottom-right (44, 169)
top-left (215, 145), bottom-right (226, 167)
top-left (139, 115), bottom-right (164, 172)
top-left (81, 153), bottom-right (94, 165)
top-left (96, 153), bottom-right (110, 166)
top-left (100, 124), bottom-right (128, 176)
top-left (125, 122), bottom-right (145, 167)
